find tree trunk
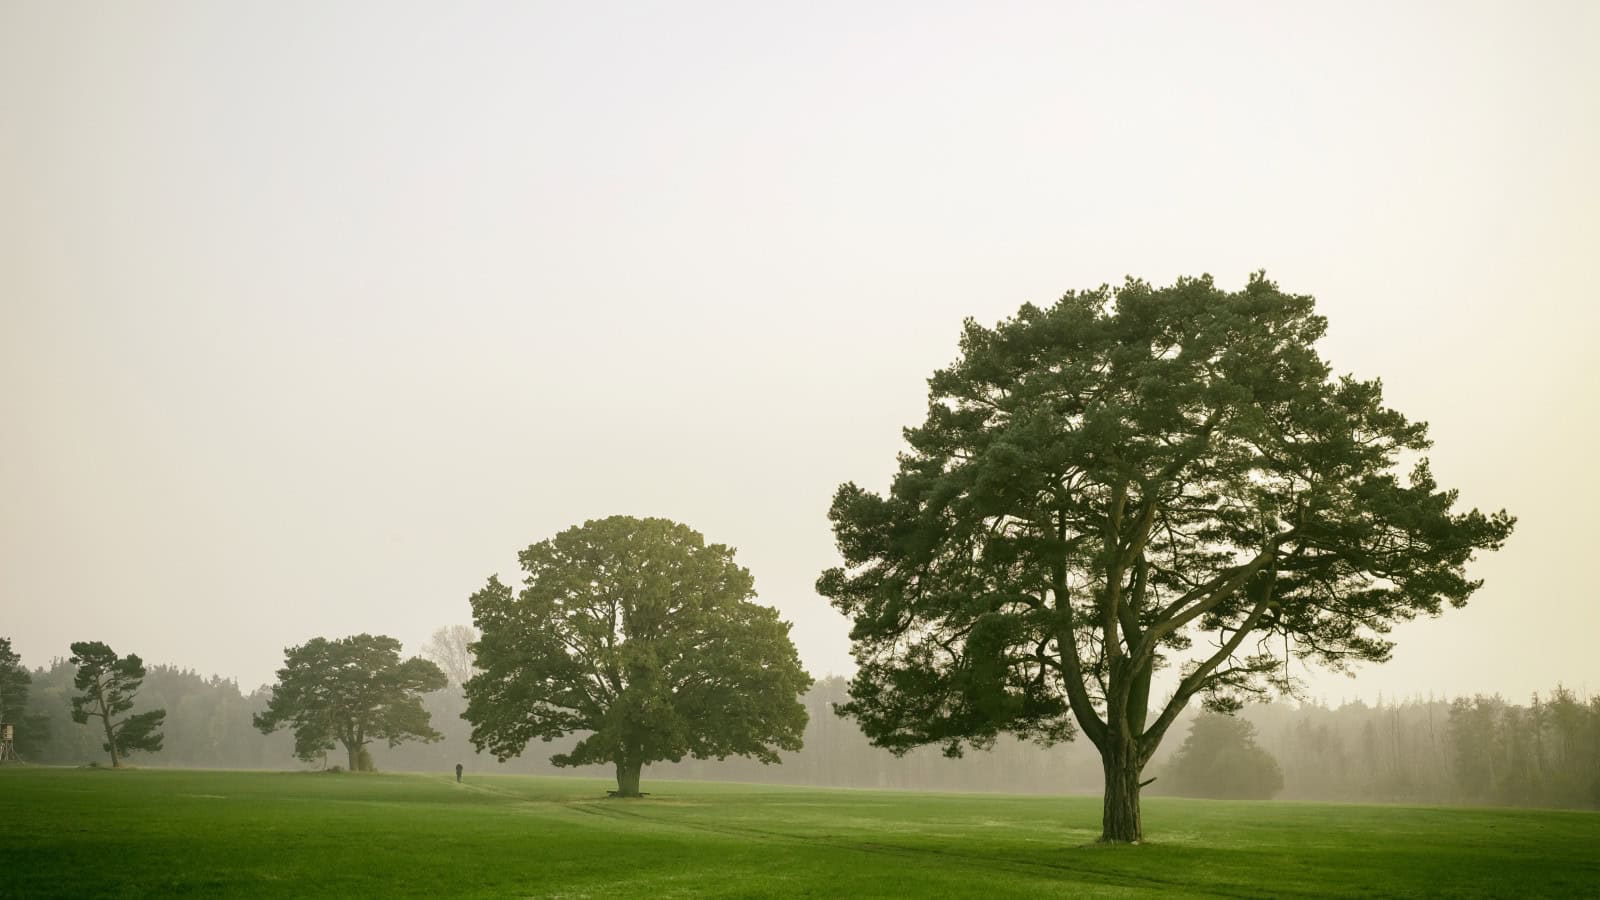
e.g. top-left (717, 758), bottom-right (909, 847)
top-left (1100, 749), bottom-right (1144, 843)
top-left (614, 756), bottom-right (643, 797)
top-left (346, 742), bottom-right (360, 772)
top-left (104, 719), bottom-right (121, 769)
top-left (96, 682), bottom-right (120, 768)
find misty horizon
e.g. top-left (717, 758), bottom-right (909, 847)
top-left (5, 2), bottom-right (1597, 710)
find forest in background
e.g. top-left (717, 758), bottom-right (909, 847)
top-left (9, 657), bottom-right (1597, 810)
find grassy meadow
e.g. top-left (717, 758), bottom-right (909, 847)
top-left (3, 766), bottom-right (1596, 898)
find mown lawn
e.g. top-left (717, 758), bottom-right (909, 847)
top-left (3, 767), bottom-right (1595, 898)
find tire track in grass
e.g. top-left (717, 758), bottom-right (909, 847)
top-left (444, 777), bottom-right (604, 809)
top-left (565, 800), bottom-right (1266, 899)
top-left (430, 781), bottom-right (1291, 899)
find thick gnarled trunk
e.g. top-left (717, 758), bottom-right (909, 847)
top-left (1100, 748), bottom-right (1144, 843)
top-left (614, 756), bottom-right (643, 797)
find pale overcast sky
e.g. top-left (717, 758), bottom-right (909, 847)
top-left (3, 1), bottom-right (1596, 703)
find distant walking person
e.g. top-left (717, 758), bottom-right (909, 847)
top-left (455, 763), bottom-right (463, 783)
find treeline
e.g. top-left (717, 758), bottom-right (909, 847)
top-left (1211, 689), bottom-right (1600, 809)
top-left (8, 650), bottom-right (1597, 810)
top-left (357, 677), bottom-right (1110, 795)
top-left (1448, 690), bottom-right (1600, 808)
top-left (18, 659), bottom-right (294, 767)
top-left (626, 683), bottom-right (1600, 810)
top-left (657, 677), bottom-right (1107, 793)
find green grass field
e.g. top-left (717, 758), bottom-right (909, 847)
top-left (3, 767), bottom-right (1596, 898)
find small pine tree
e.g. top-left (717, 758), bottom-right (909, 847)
top-left (1164, 713), bottom-right (1284, 800)
top-left (67, 641), bottom-right (166, 768)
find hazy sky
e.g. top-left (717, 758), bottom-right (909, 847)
top-left (3, 2), bottom-right (1596, 704)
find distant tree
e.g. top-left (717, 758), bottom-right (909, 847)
top-left (422, 624), bottom-right (480, 688)
top-left (1450, 695), bottom-right (1513, 802)
top-left (466, 516), bottom-right (814, 797)
top-left (253, 634), bottom-right (447, 771)
top-left (0, 637), bottom-right (49, 759)
top-left (1163, 712), bottom-right (1284, 799)
top-left (0, 637), bottom-right (30, 725)
top-left (1283, 716), bottom-right (1349, 800)
top-left (1542, 685), bottom-right (1588, 804)
top-left (1588, 696), bottom-right (1600, 807)
top-left (67, 641), bottom-right (166, 767)
top-left (820, 274), bottom-right (1514, 842)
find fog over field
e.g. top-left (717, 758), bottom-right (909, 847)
top-left (3, 0), bottom-right (1597, 712)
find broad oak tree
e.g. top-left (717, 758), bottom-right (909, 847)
top-left (68, 641), bottom-right (166, 768)
top-left (818, 275), bottom-right (1513, 842)
top-left (465, 516), bottom-right (813, 797)
top-left (254, 634), bottom-right (447, 771)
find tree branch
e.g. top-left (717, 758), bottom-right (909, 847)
top-left (1140, 581), bottom-right (1278, 762)
top-left (1053, 519), bottom-right (1108, 750)
top-left (1134, 533), bottom-right (1293, 663)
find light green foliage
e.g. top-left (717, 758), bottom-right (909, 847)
top-left (466, 516), bottom-right (813, 795)
top-left (254, 634), bottom-right (447, 771)
top-left (4, 768), bottom-right (1599, 897)
top-left (67, 640), bottom-right (166, 766)
top-left (820, 274), bottom-right (1515, 841)
top-left (1161, 713), bottom-right (1284, 800)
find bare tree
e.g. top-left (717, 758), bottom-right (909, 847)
top-left (423, 625), bottom-right (479, 688)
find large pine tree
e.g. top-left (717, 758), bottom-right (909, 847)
top-left (820, 274), bottom-right (1513, 842)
